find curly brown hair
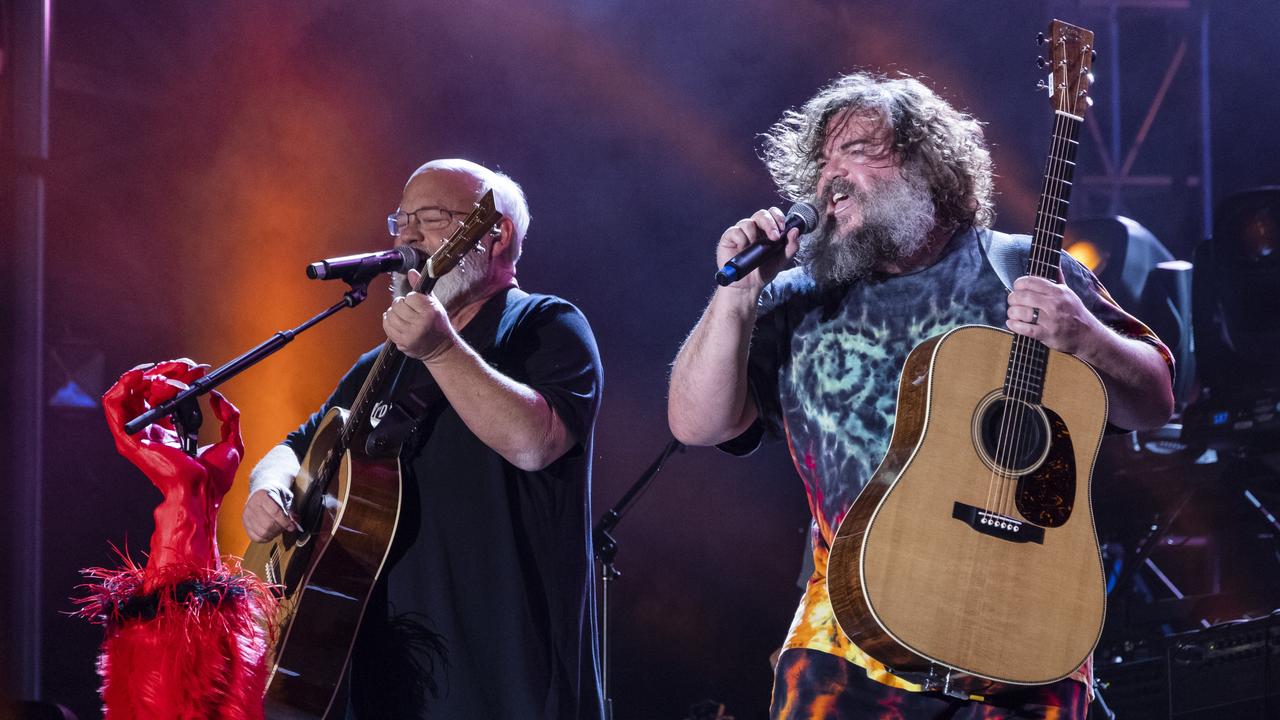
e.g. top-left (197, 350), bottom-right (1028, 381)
top-left (760, 71), bottom-right (994, 230)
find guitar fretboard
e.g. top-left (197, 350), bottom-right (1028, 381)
top-left (1004, 110), bottom-right (1083, 405)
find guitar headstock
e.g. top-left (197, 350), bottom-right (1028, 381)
top-left (423, 189), bottom-right (504, 279)
top-left (1038, 19), bottom-right (1095, 117)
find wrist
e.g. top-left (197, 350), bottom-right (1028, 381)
top-left (709, 286), bottom-right (761, 324)
top-left (1075, 316), bottom-right (1114, 365)
top-left (248, 471), bottom-right (293, 496)
top-left (419, 328), bottom-right (465, 366)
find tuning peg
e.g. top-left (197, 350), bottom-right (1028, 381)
top-left (1086, 71), bottom-right (1095, 83)
top-left (1037, 56), bottom-right (1049, 69)
top-left (1085, 95), bottom-right (1094, 107)
top-left (1091, 49), bottom-right (1098, 61)
top-left (1036, 80), bottom-right (1051, 95)
top-left (1037, 32), bottom-right (1047, 45)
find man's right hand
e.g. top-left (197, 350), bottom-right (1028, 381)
top-left (243, 487), bottom-right (300, 543)
top-left (716, 207), bottom-right (804, 297)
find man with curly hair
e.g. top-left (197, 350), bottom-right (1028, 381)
top-left (667, 72), bottom-right (1174, 719)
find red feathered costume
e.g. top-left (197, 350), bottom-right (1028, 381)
top-left (74, 359), bottom-right (277, 719)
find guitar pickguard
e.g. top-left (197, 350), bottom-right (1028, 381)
top-left (1015, 407), bottom-right (1075, 527)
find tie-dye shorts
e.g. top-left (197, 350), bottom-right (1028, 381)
top-left (770, 648), bottom-right (1087, 720)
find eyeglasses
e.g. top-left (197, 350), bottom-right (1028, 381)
top-left (386, 206), bottom-right (471, 237)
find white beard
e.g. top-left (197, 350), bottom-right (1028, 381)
top-left (389, 247), bottom-right (489, 308)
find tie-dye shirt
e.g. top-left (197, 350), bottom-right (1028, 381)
top-left (723, 226), bottom-right (1173, 694)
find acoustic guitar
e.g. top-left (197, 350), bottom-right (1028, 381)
top-left (826, 20), bottom-right (1106, 689)
top-left (242, 191), bottom-right (503, 719)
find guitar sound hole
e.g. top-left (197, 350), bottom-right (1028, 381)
top-left (978, 397), bottom-right (1048, 474)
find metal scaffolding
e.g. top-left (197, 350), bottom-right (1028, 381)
top-left (1050, 0), bottom-right (1214, 250)
top-left (11, 0), bottom-right (52, 702)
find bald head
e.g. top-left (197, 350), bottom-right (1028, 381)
top-left (408, 159), bottom-right (531, 262)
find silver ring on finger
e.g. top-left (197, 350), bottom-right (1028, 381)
top-left (1030, 307), bottom-right (1040, 325)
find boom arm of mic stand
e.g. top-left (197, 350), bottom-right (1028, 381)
top-left (122, 281), bottom-right (372, 439)
top-left (593, 437), bottom-right (685, 572)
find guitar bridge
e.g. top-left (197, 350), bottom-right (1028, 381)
top-left (952, 502), bottom-right (1044, 544)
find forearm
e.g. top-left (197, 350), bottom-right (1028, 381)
top-left (424, 337), bottom-right (572, 472)
top-left (1078, 326), bottom-right (1175, 431)
top-left (248, 444), bottom-right (301, 496)
top-left (668, 289), bottom-right (761, 446)
top-left (149, 493), bottom-right (218, 580)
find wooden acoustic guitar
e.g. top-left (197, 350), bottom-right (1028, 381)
top-left (826, 20), bottom-right (1106, 689)
top-left (242, 191), bottom-right (503, 719)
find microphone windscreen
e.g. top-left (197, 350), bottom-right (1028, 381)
top-left (394, 245), bottom-right (425, 272)
top-left (788, 202), bottom-right (819, 234)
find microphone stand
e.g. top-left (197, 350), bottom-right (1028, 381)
top-left (122, 275), bottom-right (377, 454)
top-left (593, 437), bottom-right (684, 720)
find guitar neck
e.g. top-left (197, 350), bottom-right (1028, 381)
top-left (308, 192), bottom-right (499, 484)
top-left (1004, 111), bottom-right (1085, 405)
top-left (346, 342), bottom-right (409, 444)
top-left (1004, 19), bottom-right (1096, 406)
top-left (325, 274), bottom-right (440, 465)
top-left (1029, 113), bottom-right (1083, 280)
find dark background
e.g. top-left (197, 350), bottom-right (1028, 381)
top-left (3, 1), bottom-right (1278, 718)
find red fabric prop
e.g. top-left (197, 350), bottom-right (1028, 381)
top-left (74, 359), bottom-right (277, 719)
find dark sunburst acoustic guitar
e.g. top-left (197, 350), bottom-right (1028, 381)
top-left (827, 20), bottom-right (1106, 690)
top-left (242, 192), bottom-right (503, 719)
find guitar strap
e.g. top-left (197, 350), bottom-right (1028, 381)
top-left (364, 287), bottom-right (526, 456)
top-left (976, 227), bottom-right (1033, 292)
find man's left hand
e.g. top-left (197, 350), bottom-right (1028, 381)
top-left (1006, 274), bottom-right (1107, 357)
top-left (383, 269), bottom-right (460, 362)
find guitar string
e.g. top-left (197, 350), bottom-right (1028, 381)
top-left (307, 225), bottom-right (446, 518)
top-left (296, 253), bottom-right (423, 532)
top-left (995, 99), bottom-right (1060, 519)
top-left (985, 132), bottom-right (1043, 519)
top-left (1026, 48), bottom-right (1087, 518)
top-left (996, 77), bottom-right (1063, 519)
top-left (1007, 107), bottom-right (1065, 518)
top-left (1004, 48), bottom-right (1084, 520)
top-left (269, 208), bottom-right (499, 614)
top-left (1000, 49), bottom-right (1077, 521)
top-left (297, 209), bottom-right (496, 530)
top-left (967, 30), bottom-right (1086, 670)
top-left (988, 88), bottom-right (1062, 518)
top-left (972, 35), bottom-right (1072, 648)
top-left (986, 103), bottom-right (1051, 520)
top-left (1022, 62), bottom-right (1085, 516)
top-left (1006, 107), bottom-right (1068, 519)
top-left (977, 96), bottom-right (1065, 656)
top-left (1004, 104), bottom-right (1059, 519)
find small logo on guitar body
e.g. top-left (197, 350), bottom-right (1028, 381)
top-left (370, 401), bottom-right (389, 428)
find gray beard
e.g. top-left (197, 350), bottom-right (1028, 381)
top-left (799, 170), bottom-right (938, 289)
top-left (389, 249), bottom-right (488, 308)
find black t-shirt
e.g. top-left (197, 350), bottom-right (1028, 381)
top-left (283, 288), bottom-right (605, 719)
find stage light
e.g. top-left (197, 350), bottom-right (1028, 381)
top-left (1064, 216), bottom-right (1174, 311)
top-left (1066, 241), bottom-right (1105, 274)
top-left (1064, 217), bottom-right (1197, 407)
top-left (1140, 259), bottom-right (1196, 408)
top-left (1192, 187), bottom-right (1280, 394)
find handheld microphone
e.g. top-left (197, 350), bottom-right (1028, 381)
top-left (306, 246), bottom-right (424, 281)
top-left (714, 202), bottom-right (818, 286)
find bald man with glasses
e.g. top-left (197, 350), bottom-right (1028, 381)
top-left (244, 159), bottom-right (605, 719)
